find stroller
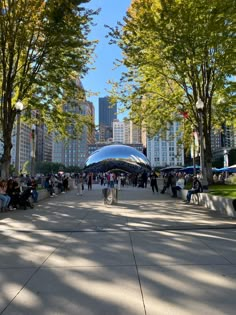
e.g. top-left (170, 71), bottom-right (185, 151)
top-left (17, 187), bottom-right (34, 210)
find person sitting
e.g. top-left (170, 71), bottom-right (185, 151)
top-left (0, 179), bottom-right (11, 211)
top-left (6, 178), bottom-right (20, 209)
top-left (29, 177), bottom-right (38, 203)
top-left (172, 175), bottom-right (185, 197)
top-left (184, 176), bottom-right (203, 204)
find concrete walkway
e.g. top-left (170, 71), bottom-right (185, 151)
top-left (0, 184), bottom-right (236, 315)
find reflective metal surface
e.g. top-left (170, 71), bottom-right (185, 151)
top-left (84, 144), bottom-right (151, 173)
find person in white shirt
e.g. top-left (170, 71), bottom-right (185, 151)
top-left (171, 175), bottom-right (185, 198)
top-left (117, 175), bottom-right (121, 190)
top-left (109, 173), bottom-right (115, 188)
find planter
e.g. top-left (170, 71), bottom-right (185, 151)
top-left (181, 189), bottom-right (236, 217)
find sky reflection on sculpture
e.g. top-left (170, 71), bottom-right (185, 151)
top-left (84, 144), bottom-right (151, 173)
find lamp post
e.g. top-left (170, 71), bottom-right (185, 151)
top-left (224, 148), bottom-right (229, 178)
top-left (196, 98), bottom-right (208, 189)
top-left (31, 124), bottom-right (36, 177)
top-left (15, 100), bottom-right (24, 175)
top-left (191, 125), bottom-right (197, 176)
top-left (224, 148), bottom-right (229, 168)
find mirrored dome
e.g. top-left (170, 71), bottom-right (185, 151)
top-left (84, 144), bottom-right (151, 173)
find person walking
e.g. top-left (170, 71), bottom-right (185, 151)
top-left (142, 171), bottom-right (148, 188)
top-left (117, 175), bottom-right (121, 191)
top-left (63, 176), bottom-right (69, 192)
top-left (150, 171), bottom-right (158, 193)
top-left (45, 175), bottom-right (55, 197)
top-left (77, 174), bottom-right (84, 196)
top-left (87, 173), bottom-right (93, 190)
top-left (109, 172), bottom-right (115, 188)
top-left (160, 173), bottom-right (171, 194)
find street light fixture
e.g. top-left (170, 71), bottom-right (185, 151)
top-left (196, 98), bottom-right (208, 189)
top-left (191, 125), bottom-right (197, 176)
top-left (15, 100), bottom-right (24, 175)
top-left (224, 148), bottom-right (229, 179)
top-left (31, 124), bottom-right (36, 177)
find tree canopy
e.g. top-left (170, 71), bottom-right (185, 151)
top-left (107, 0), bottom-right (236, 181)
top-left (0, 0), bottom-right (98, 178)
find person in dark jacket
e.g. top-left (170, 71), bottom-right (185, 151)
top-left (184, 176), bottom-right (203, 203)
top-left (87, 173), bottom-right (93, 190)
top-left (142, 171), bottom-right (148, 188)
top-left (28, 177), bottom-right (38, 203)
top-left (150, 172), bottom-right (158, 193)
top-left (160, 174), bottom-right (169, 194)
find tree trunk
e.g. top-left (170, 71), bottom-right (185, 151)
top-left (1, 97), bottom-right (14, 179)
top-left (204, 130), bottom-right (213, 184)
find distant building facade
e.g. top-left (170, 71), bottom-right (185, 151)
top-left (113, 119), bottom-right (144, 145)
top-left (36, 124), bottom-right (53, 163)
top-left (52, 100), bottom-right (95, 168)
top-left (113, 119), bottom-right (125, 143)
top-left (11, 123), bottom-right (32, 172)
top-left (147, 121), bottom-right (184, 168)
top-left (211, 124), bottom-right (235, 163)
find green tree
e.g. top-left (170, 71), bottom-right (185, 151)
top-left (107, 0), bottom-right (236, 183)
top-left (0, 0), bottom-right (98, 178)
top-left (35, 161), bottom-right (65, 175)
top-left (21, 160), bottom-right (30, 175)
top-left (65, 165), bottom-right (82, 173)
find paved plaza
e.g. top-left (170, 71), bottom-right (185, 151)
top-left (0, 184), bottom-right (236, 315)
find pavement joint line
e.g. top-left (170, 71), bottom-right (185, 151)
top-left (129, 231), bottom-right (147, 315)
top-left (0, 263), bottom-right (235, 271)
top-left (0, 230), bottom-right (73, 315)
top-left (198, 237), bottom-right (235, 265)
top-left (1, 225), bottom-right (236, 234)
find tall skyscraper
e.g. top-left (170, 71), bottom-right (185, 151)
top-left (11, 122), bottom-right (32, 172)
top-left (36, 124), bottom-right (53, 163)
top-left (99, 96), bottom-right (117, 126)
top-left (99, 96), bottom-right (117, 142)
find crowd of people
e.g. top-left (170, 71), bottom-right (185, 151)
top-left (0, 175), bottom-right (38, 212)
top-left (2, 168), bottom-right (232, 213)
top-left (159, 171), bottom-right (204, 202)
top-left (0, 172), bottom-right (83, 211)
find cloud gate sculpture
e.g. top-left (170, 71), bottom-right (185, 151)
top-left (84, 144), bottom-right (151, 174)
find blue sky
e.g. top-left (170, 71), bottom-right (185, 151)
top-left (83, 0), bottom-right (131, 125)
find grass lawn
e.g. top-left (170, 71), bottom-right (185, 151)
top-left (208, 185), bottom-right (236, 199)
